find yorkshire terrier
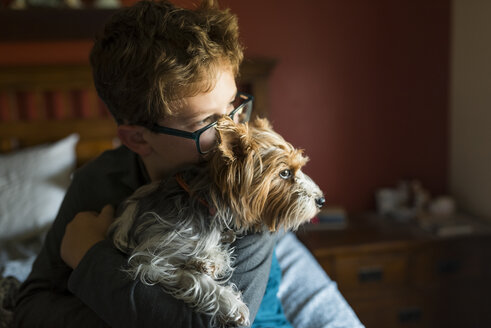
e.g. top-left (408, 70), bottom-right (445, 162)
top-left (109, 117), bottom-right (324, 327)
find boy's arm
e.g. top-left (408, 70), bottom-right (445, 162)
top-left (16, 201), bottom-right (274, 328)
top-left (67, 233), bottom-right (275, 327)
top-left (60, 205), bottom-right (115, 270)
top-left (68, 239), bottom-right (214, 327)
top-left (57, 169), bottom-right (275, 327)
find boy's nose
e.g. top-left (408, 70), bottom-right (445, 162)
top-left (315, 197), bottom-right (325, 208)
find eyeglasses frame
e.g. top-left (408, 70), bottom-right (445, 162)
top-left (149, 92), bottom-right (254, 154)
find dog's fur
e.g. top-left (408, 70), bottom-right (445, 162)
top-left (109, 117), bottom-right (324, 327)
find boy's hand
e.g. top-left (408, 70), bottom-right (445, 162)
top-left (61, 205), bottom-right (115, 269)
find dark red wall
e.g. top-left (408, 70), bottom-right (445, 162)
top-left (222, 0), bottom-right (450, 212)
top-left (0, 0), bottom-right (450, 213)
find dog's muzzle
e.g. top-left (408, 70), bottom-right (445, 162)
top-left (315, 197), bottom-right (325, 208)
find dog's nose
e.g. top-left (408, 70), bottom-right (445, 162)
top-left (315, 197), bottom-right (325, 208)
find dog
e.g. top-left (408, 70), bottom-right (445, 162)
top-left (109, 116), bottom-right (324, 327)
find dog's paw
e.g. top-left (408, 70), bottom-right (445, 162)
top-left (234, 302), bottom-right (250, 327)
top-left (216, 291), bottom-right (250, 327)
top-left (218, 306), bottom-right (250, 327)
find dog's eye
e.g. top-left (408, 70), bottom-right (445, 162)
top-left (279, 169), bottom-right (292, 180)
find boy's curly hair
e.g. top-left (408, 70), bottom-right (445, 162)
top-left (90, 0), bottom-right (243, 127)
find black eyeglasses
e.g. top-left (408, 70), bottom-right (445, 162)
top-left (149, 92), bottom-right (254, 154)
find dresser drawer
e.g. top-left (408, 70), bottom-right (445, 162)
top-left (332, 251), bottom-right (409, 290)
top-left (296, 216), bottom-right (491, 328)
top-left (410, 239), bottom-right (484, 285)
top-left (346, 288), bottom-right (432, 328)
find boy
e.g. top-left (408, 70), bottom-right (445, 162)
top-left (14, 1), bottom-right (285, 327)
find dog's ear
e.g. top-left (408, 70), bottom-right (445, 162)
top-left (215, 116), bottom-right (253, 162)
top-left (250, 117), bottom-right (272, 130)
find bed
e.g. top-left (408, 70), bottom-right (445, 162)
top-left (0, 60), bottom-right (363, 328)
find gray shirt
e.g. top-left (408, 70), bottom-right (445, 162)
top-left (14, 146), bottom-right (275, 327)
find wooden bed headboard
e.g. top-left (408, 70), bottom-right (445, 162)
top-left (0, 58), bottom-right (275, 165)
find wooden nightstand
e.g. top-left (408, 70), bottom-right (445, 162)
top-left (296, 214), bottom-right (491, 328)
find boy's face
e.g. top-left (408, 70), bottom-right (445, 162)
top-left (141, 66), bottom-right (238, 180)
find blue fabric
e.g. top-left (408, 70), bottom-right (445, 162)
top-left (276, 233), bottom-right (365, 328)
top-left (253, 249), bottom-right (293, 328)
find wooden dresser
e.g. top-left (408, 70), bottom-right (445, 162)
top-left (296, 214), bottom-right (491, 328)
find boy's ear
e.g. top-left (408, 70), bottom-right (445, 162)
top-left (117, 125), bottom-right (152, 157)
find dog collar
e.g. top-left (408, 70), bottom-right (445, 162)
top-left (174, 173), bottom-right (236, 244)
top-left (175, 173), bottom-right (216, 215)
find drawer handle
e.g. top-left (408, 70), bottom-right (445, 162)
top-left (358, 267), bottom-right (383, 282)
top-left (398, 307), bottom-right (422, 323)
top-left (437, 259), bottom-right (461, 274)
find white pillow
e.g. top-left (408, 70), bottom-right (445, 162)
top-left (0, 134), bottom-right (79, 241)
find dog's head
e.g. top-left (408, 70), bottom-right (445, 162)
top-left (209, 116), bottom-right (324, 232)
